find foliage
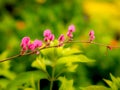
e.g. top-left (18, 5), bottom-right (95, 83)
top-left (0, 0), bottom-right (120, 90)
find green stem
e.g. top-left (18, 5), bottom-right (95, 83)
top-left (38, 80), bottom-right (40, 90)
top-left (50, 66), bottom-right (55, 90)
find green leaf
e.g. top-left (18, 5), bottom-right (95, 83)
top-left (6, 70), bottom-right (48, 90)
top-left (110, 73), bottom-right (120, 88)
top-left (0, 79), bottom-right (10, 89)
top-left (56, 55), bottom-right (95, 65)
top-left (41, 47), bottom-right (82, 61)
top-left (32, 56), bottom-right (46, 72)
top-left (0, 51), bottom-right (16, 80)
top-left (80, 85), bottom-right (112, 90)
top-left (58, 77), bottom-right (75, 90)
top-left (104, 79), bottom-right (117, 90)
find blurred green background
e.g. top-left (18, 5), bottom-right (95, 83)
top-left (0, 0), bottom-right (120, 89)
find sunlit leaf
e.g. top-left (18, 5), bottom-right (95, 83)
top-left (80, 85), bottom-right (111, 90)
top-left (0, 51), bottom-right (16, 80)
top-left (104, 79), bottom-right (116, 90)
top-left (32, 56), bottom-right (46, 72)
top-left (56, 55), bottom-right (95, 65)
top-left (58, 77), bottom-right (75, 90)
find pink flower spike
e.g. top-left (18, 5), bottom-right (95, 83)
top-left (68, 25), bottom-right (75, 32)
top-left (49, 34), bottom-right (55, 41)
top-left (43, 29), bottom-right (51, 37)
top-left (28, 44), bottom-right (35, 51)
top-left (34, 39), bottom-right (42, 48)
top-left (89, 30), bottom-right (94, 36)
top-left (67, 31), bottom-right (73, 38)
top-left (58, 34), bottom-right (65, 42)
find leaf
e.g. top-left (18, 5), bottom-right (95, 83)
top-left (41, 47), bottom-right (82, 61)
top-left (110, 73), bottom-right (120, 88)
top-left (32, 56), bottom-right (46, 72)
top-left (104, 79), bottom-right (117, 90)
top-left (6, 70), bottom-right (48, 90)
top-left (62, 48), bottom-right (82, 56)
top-left (56, 55), bottom-right (95, 65)
top-left (80, 85), bottom-right (112, 90)
top-left (0, 79), bottom-right (10, 89)
top-left (0, 51), bottom-right (16, 80)
top-left (58, 77), bottom-right (75, 90)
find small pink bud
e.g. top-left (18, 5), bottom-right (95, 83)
top-left (89, 30), bottom-right (94, 36)
top-left (58, 34), bottom-right (65, 42)
top-left (68, 25), bottom-right (75, 32)
top-left (28, 44), bottom-right (35, 51)
top-left (43, 29), bottom-right (51, 37)
top-left (90, 35), bottom-right (95, 41)
top-left (34, 39), bottom-right (42, 48)
top-left (44, 37), bottom-right (49, 42)
top-left (89, 30), bottom-right (95, 42)
top-left (22, 46), bottom-right (27, 51)
top-left (67, 31), bottom-right (73, 38)
top-left (49, 34), bottom-right (55, 41)
top-left (36, 51), bottom-right (40, 55)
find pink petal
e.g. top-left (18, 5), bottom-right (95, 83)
top-left (58, 34), bottom-right (65, 42)
top-left (34, 39), bottom-right (42, 48)
top-left (68, 25), bottom-right (75, 32)
top-left (43, 29), bottom-right (51, 37)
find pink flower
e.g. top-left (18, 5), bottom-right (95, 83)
top-left (34, 39), bottom-right (42, 48)
top-left (58, 34), bottom-right (65, 42)
top-left (89, 30), bottom-right (95, 41)
top-left (68, 25), bottom-right (75, 32)
top-left (44, 37), bottom-right (49, 42)
top-left (49, 34), bottom-right (55, 41)
top-left (20, 37), bottom-right (30, 51)
top-left (67, 25), bottom-right (75, 38)
top-left (90, 35), bottom-right (95, 41)
top-left (89, 30), bottom-right (94, 36)
top-left (20, 37), bottom-right (30, 47)
top-left (28, 44), bottom-right (35, 51)
top-left (67, 31), bottom-right (73, 38)
top-left (43, 29), bottom-right (51, 37)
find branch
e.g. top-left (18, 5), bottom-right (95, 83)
top-left (0, 41), bottom-right (119, 63)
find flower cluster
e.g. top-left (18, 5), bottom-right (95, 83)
top-left (67, 25), bottom-right (75, 38)
top-left (89, 30), bottom-right (95, 42)
top-left (20, 24), bottom-right (95, 55)
top-left (43, 29), bottom-right (55, 44)
top-left (20, 37), bottom-right (42, 54)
